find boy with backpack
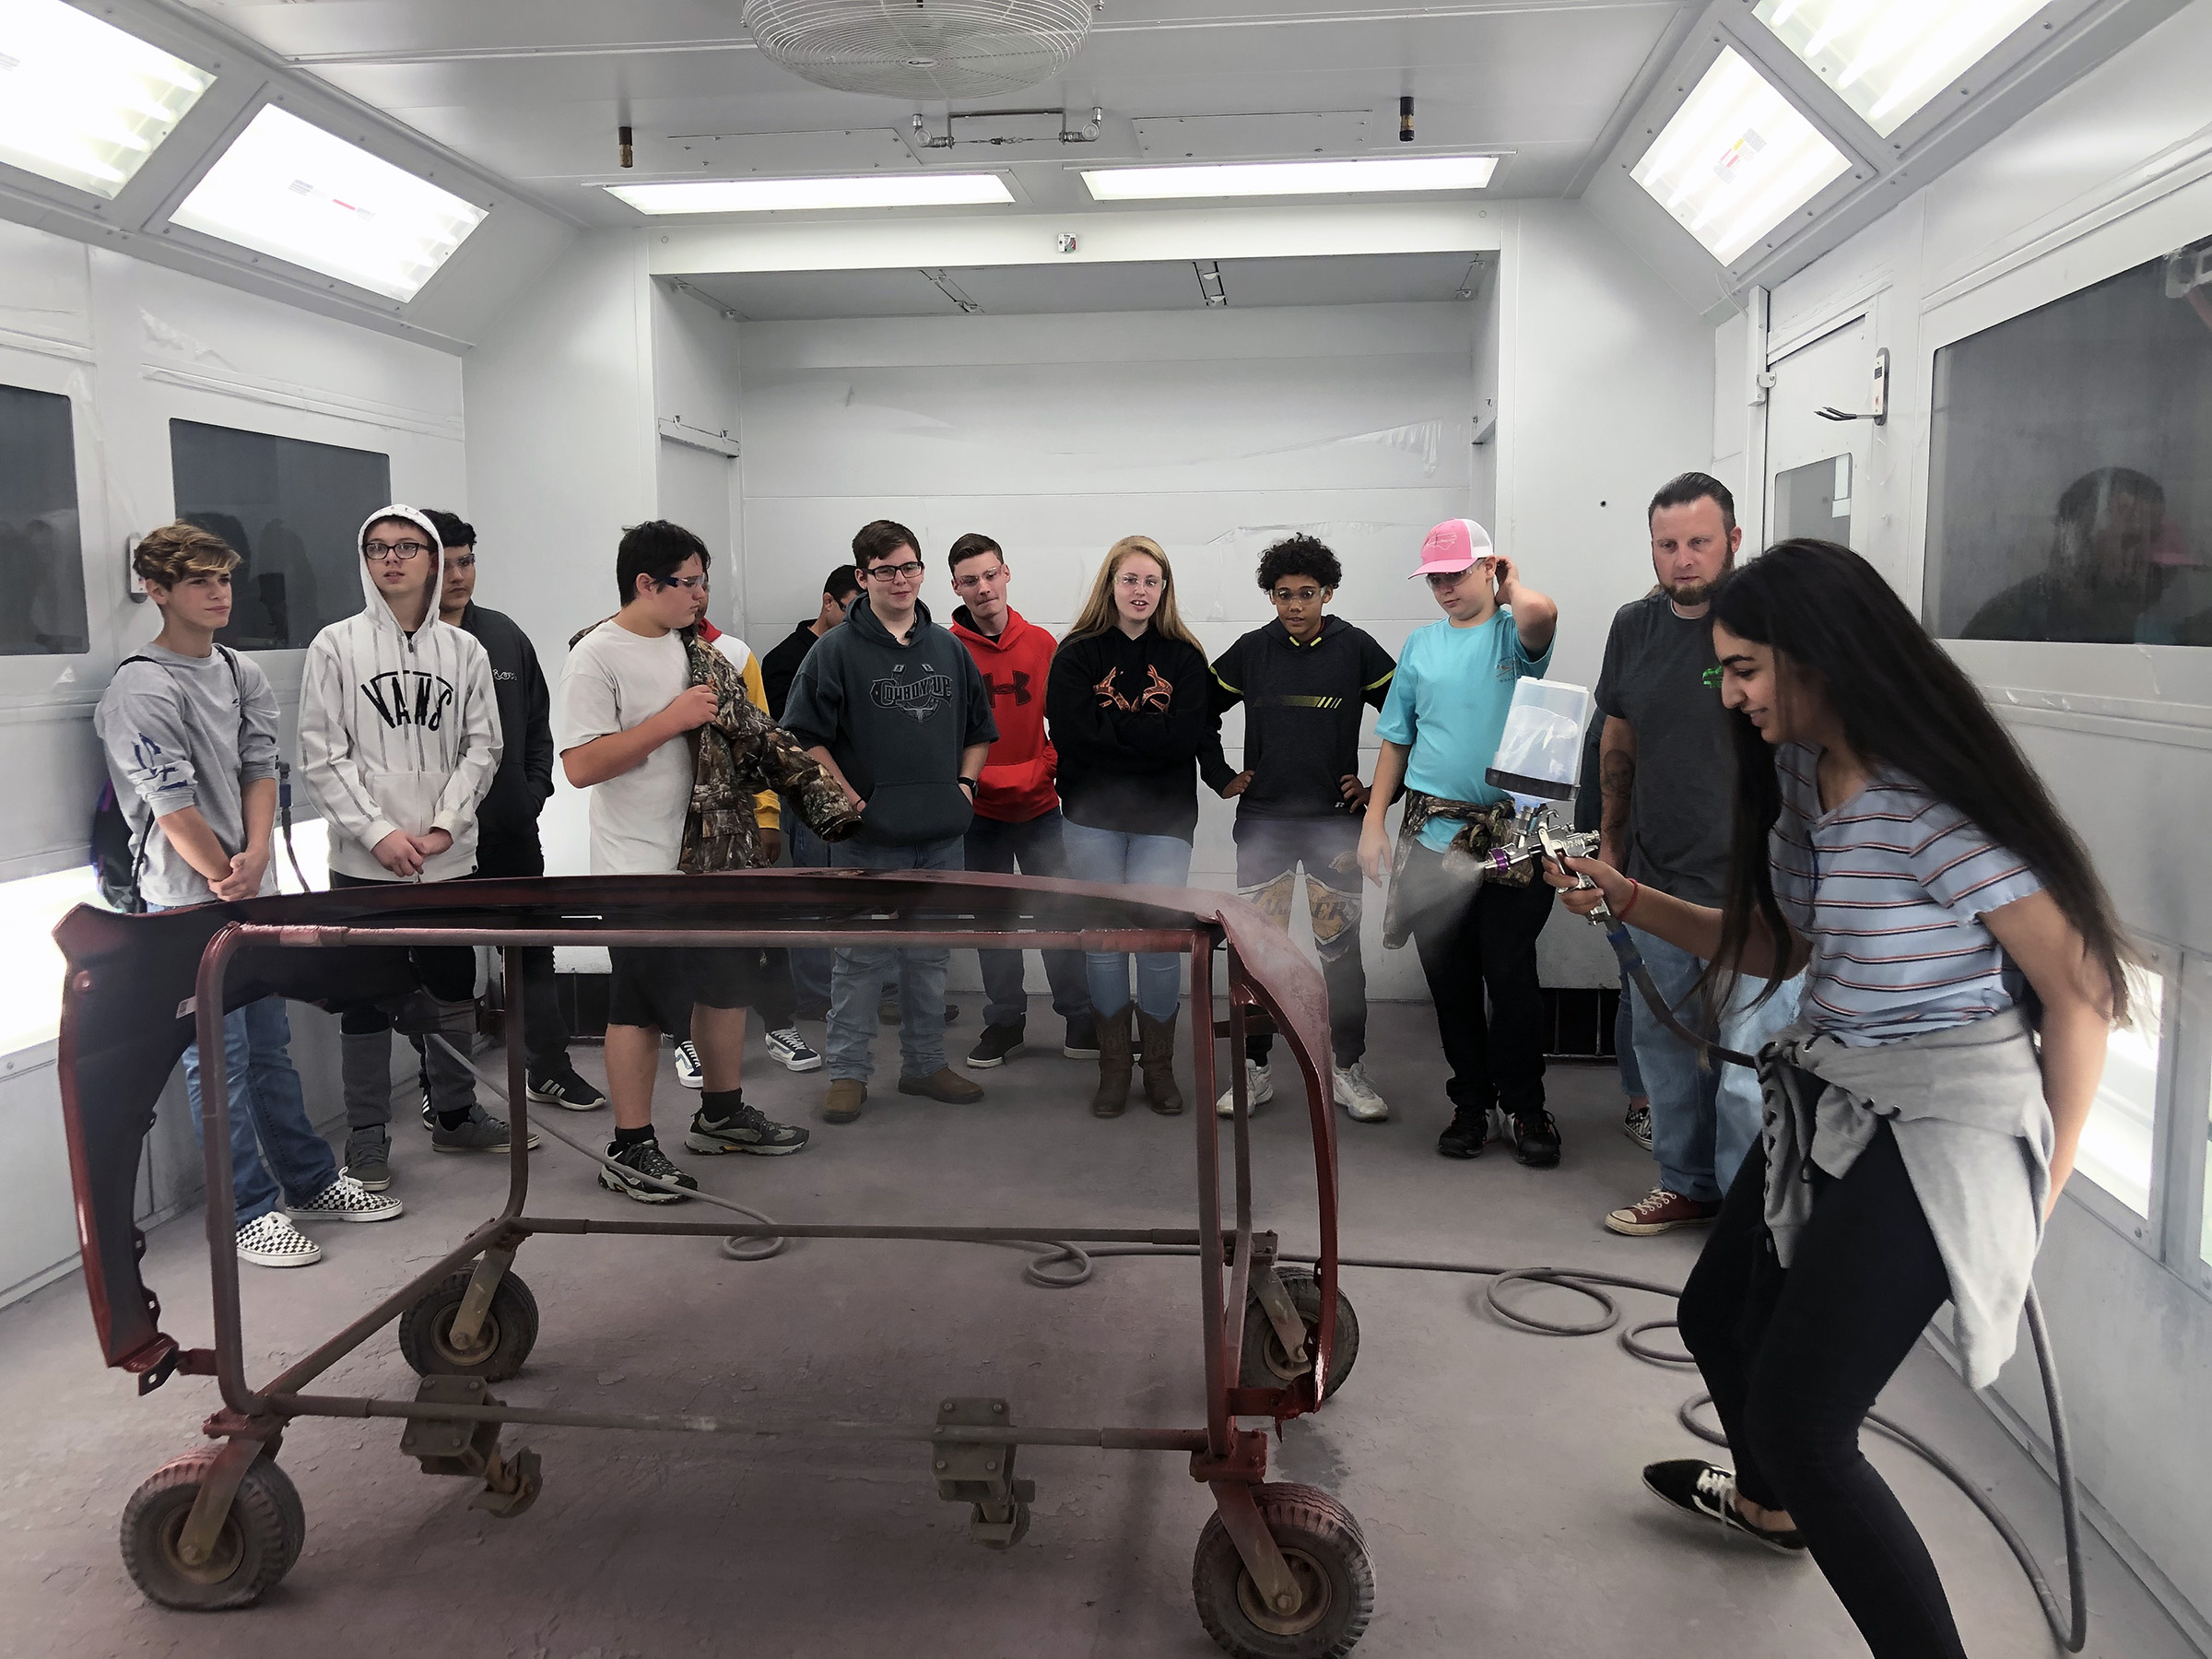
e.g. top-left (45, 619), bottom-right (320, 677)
top-left (95, 522), bottom-right (403, 1268)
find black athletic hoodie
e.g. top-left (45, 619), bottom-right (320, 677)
top-left (1209, 615), bottom-right (1395, 818)
top-left (1047, 624), bottom-right (1218, 842)
top-left (456, 600), bottom-right (555, 841)
top-left (781, 594), bottom-right (995, 848)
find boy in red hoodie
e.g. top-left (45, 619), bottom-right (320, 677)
top-left (947, 533), bottom-right (1097, 1066)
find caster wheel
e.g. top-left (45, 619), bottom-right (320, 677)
top-left (1193, 1484), bottom-right (1373, 1659)
top-left (1241, 1271), bottom-right (1359, 1400)
top-left (397, 1268), bottom-right (539, 1381)
top-left (120, 1448), bottom-right (305, 1611)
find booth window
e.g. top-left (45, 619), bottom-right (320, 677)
top-left (1925, 236), bottom-right (2212, 644)
top-left (0, 382), bottom-right (88, 656)
top-left (170, 420), bottom-right (391, 650)
top-left (2076, 962), bottom-right (2164, 1221)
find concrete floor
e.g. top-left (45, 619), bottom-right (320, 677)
top-left (0, 1002), bottom-right (2194, 1659)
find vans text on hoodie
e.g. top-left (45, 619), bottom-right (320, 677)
top-left (298, 505), bottom-right (501, 883)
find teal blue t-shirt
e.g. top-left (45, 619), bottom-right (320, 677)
top-left (1374, 607), bottom-right (1553, 851)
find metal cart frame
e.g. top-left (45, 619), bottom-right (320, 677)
top-left (55, 870), bottom-right (1371, 1656)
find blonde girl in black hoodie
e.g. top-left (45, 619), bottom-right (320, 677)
top-left (1048, 535), bottom-right (1223, 1117)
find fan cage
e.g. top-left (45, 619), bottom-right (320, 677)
top-left (744, 0), bottom-right (1096, 99)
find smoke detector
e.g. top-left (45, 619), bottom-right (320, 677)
top-left (742, 0), bottom-right (1097, 99)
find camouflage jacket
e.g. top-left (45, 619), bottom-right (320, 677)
top-left (568, 618), bottom-right (862, 872)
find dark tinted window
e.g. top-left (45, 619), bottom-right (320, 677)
top-left (0, 383), bottom-right (88, 656)
top-left (170, 419), bottom-right (392, 650)
top-left (1927, 237), bottom-right (2212, 645)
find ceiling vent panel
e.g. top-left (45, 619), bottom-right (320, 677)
top-left (742, 0), bottom-right (1096, 99)
top-left (1132, 112), bottom-right (1374, 161)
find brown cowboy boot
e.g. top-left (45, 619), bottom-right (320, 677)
top-left (1091, 1006), bottom-right (1134, 1118)
top-left (1136, 1008), bottom-right (1183, 1115)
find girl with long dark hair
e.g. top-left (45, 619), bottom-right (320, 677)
top-left (1549, 539), bottom-right (2129, 1658)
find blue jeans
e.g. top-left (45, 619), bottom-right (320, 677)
top-left (827, 836), bottom-right (963, 1081)
top-left (1060, 821), bottom-right (1193, 1022)
top-left (182, 997), bottom-right (340, 1226)
top-left (787, 816), bottom-right (835, 1016)
top-left (1628, 926), bottom-right (1801, 1202)
top-left (963, 808), bottom-right (1091, 1030)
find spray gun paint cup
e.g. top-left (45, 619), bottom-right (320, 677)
top-left (1486, 678), bottom-right (1594, 810)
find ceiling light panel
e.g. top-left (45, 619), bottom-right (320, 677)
top-left (1754, 0), bottom-right (2048, 137)
top-left (1630, 46), bottom-right (1851, 266)
top-left (0, 0), bottom-right (213, 199)
top-left (608, 173), bottom-right (1013, 214)
top-left (171, 106), bottom-right (487, 302)
top-left (1081, 155), bottom-right (1498, 202)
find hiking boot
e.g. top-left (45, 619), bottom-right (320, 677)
top-left (899, 1066), bottom-right (984, 1103)
top-left (1215, 1059), bottom-right (1274, 1118)
top-left (236, 1211), bottom-right (322, 1268)
top-left (527, 1062), bottom-right (608, 1111)
top-left (1606, 1187), bottom-right (1722, 1237)
top-left (344, 1128), bottom-right (393, 1191)
top-left (1510, 1109), bottom-right (1561, 1168)
top-left (1062, 1013), bottom-right (1099, 1060)
top-left (966, 1021), bottom-right (1026, 1069)
top-left (822, 1079), bottom-right (867, 1124)
top-left (1642, 1460), bottom-right (1809, 1557)
top-left (1436, 1105), bottom-right (1489, 1159)
top-left (597, 1136), bottom-right (697, 1204)
top-left (686, 1098), bottom-right (810, 1156)
top-left (1136, 1009), bottom-right (1183, 1115)
top-left (1332, 1061), bottom-right (1388, 1123)
top-left (1624, 1101), bottom-right (1653, 1151)
top-left (674, 1039), bottom-right (703, 1089)
top-left (764, 1027), bottom-right (823, 1072)
top-left (1091, 1007), bottom-right (1133, 1117)
top-left (431, 1104), bottom-right (538, 1155)
top-left (288, 1174), bottom-right (403, 1225)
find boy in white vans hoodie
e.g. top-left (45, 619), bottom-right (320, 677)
top-left (299, 505), bottom-right (507, 1192)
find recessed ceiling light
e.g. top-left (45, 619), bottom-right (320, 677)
top-left (171, 105), bottom-right (487, 302)
top-left (1753, 0), bottom-right (2046, 137)
top-left (0, 0), bottom-right (213, 199)
top-left (1081, 154), bottom-right (1498, 202)
top-left (1630, 46), bottom-right (1851, 265)
top-left (606, 173), bottom-right (1014, 214)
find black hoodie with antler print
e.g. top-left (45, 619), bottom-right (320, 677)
top-left (1046, 622), bottom-right (1226, 841)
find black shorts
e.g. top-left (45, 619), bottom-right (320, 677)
top-left (606, 945), bottom-right (768, 1032)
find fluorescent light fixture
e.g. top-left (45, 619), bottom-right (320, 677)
top-left (0, 0), bottom-right (212, 199)
top-left (1630, 47), bottom-right (1851, 265)
top-left (1081, 154), bottom-right (1498, 202)
top-left (607, 173), bottom-right (1014, 214)
top-left (171, 105), bottom-right (487, 301)
top-left (1754, 0), bottom-right (2046, 137)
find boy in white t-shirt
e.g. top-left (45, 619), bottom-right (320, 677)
top-left (559, 521), bottom-right (829, 1201)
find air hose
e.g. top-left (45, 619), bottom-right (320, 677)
top-left (430, 1011), bottom-right (2089, 1652)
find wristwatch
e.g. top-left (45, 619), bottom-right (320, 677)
top-left (958, 776), bottom-right (979, 794)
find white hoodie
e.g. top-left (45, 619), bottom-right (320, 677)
top-left (298, 505), bottom-right (501, 882)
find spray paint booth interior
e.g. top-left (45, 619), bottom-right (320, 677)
top-left (0, 0), bottom-right (2209, 1653)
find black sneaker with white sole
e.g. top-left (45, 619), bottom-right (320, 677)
top-left (966, 1022), bottom-right (1026, 1069)
top-left (1641, 1459), bottom-right (1810, 1556)
top-left (598, 1136), bottom-right (698, 1203)
top-left (764, 1027), bottom-right (823, 1072)
top-left (674, 1039), bottom-right (703, 1089)
top-left (685, 1100), bottom-right (810, 1156)
top-left (527, 1063), bottom-right (608, 1111)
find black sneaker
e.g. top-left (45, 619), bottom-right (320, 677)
top-left (597, 1137), bottom-right (698, 1204)
top-left (527, 1062), bottom-right (608, 1112)
top-left (1437, 1104), bottom-right (1490, 1159)
top-left (1063, 1013), bottom-right (1100, 1060)
top-left (1642, 1459), bottom-right (1810, 1557)
top-left (1510, 1109), bottom-right (1562, 1168)
top-left (684, 1101), bottom-right (810, 1156)
top-left (966, 1022), bottom-right (1026, 1069)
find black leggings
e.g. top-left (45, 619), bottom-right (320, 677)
top-left (1677, 1124), bottom-right (1965, 1659)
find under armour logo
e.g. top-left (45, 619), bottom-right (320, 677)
top-left (988, 670), bottom-right (1032, 706)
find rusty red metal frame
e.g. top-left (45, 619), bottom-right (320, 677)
top-left (53, 869), bottom-right (1343, 1526)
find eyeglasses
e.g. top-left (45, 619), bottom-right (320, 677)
top-left (652, 573), bottom-right (708, 593)
top-left (866, 560), bottom-right (925, 581)
top-left (1270, 586), bottom-right (1324, 603)
top-left (1116, 572), bottom-right (1164, 591)
top-left (447, 553), bottom-right (477, 571)
top-left (1423, 560), bottom-right (1490, 591)
top-left (951, 564), bottom-right (1006, 589)
top-left (364, 539), bottom-right (430, 562)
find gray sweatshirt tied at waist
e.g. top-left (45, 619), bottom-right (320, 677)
top-left (1759, 1006), bottom-right (2052, 1390)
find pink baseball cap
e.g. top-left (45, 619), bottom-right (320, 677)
top-left (1413, 518), bottom-right (1493, 577)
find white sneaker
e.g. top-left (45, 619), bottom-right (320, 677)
top-left (1215, 1060), bottom-right (1275, 1117)
top-left (674, 1039), bottom-right (702, 1089)
top-left (1332, 1061), bottom-right (1389, 1123)
top-left (236, 1210), bottom-right (322, 1268)
top-left (764, 1027), bottom-right (823, 1073)
top-left (288, 1174), bottom-right (405, 1224)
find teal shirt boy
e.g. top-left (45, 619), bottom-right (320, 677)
top-left (1374, 607), bottom-right (1553, 851)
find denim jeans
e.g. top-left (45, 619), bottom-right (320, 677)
top-left (1060, 820), bottom-right (1193, 1021)
top-left (1233, 814), bottom-right (1368, 1067)
top-left (1628, 925), bottom-right (1802, 1202)
top-left (181, 996), bottom-right (340, 1226)
top-left (826, 835), bottom-right (963, 1081)
top-left (787, 816), bottom-right (835, 1017)
top-left (963, 808), bottom-right (1091, 1030)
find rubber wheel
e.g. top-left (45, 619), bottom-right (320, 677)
top-left (120, 1449), bottom-right (305, 1611)
top-left (1193, 1483), bottom-right (1374, 1659)
top-left (1241, 1271), bottom-right (1359, 1400)
top-left (397, 1268), bottom-right (539, 1381)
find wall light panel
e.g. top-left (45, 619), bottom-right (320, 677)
top-left (0, 0), bottom-right (212, 199)
top-left (1754, 0), bottom-right (2048, 137)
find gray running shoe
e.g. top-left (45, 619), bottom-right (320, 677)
top-left (598, 1136), bottom-right (697, 1203)
top-left (430, 1103), bottom-right (541, 1155)
top-left (685, 1100), bottom-right (810, 1156)
top-left (345, 1128), bottom-right (392, 1192)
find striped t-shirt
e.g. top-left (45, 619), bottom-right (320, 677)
top-left (1768, 743), bottom-right (2044, 1046)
